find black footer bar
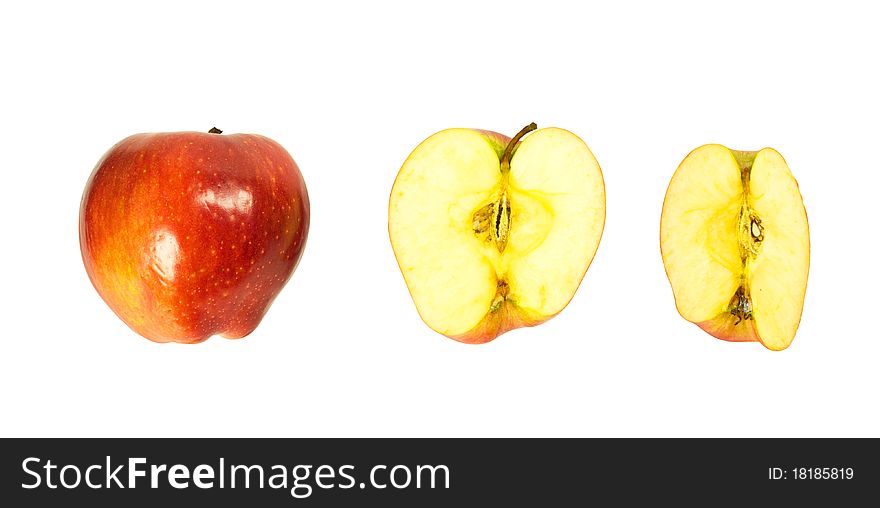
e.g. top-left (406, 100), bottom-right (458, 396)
top-left (2, 438), bottom-right (875, 505)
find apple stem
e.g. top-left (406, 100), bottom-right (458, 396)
top-left (208, 127), bottom-right (223, 134)
top-left (500, 122), bottom-right (537, 172)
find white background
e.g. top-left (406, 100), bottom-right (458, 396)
top-left (1, 1), bottom-right (877, 437)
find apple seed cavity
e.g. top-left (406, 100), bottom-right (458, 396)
top-left (729, 286), bottom-right (753, 326)
top-left (467, 124), bottom-right (539, 312)
top-left (470, 123), bottom-right (537, 254)
top-left (490, 280), bottom-right (510, 312)
top-left (493, 191), bottom-right (511, 253)
top-left (728, 151), bottom-right (768, 326)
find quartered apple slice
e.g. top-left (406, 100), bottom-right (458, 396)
top-left (660, 144), bottom-right (810, 350)
top-left (389, 124), bottom-right (605, 343)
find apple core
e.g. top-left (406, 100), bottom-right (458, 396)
top-left (471, 123), bottom-right (537, 254)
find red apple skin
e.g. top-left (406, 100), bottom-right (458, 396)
top-left (79, 131), bottom-right (309, 343)
top-left (697, 316), bottom-right (758, 343)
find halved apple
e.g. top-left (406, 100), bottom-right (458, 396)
top-left (660, 144), bottom-right (810, 350)
top-left (389, 124), bottom-right (605, 343)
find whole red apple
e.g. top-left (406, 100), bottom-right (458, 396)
top-left (79, 128), bottom-right (309, 343)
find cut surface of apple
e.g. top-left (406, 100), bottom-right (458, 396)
top-left (389, 124), bottom-right (605, 343)
top-left (660, 144), bottom-right (809, 350)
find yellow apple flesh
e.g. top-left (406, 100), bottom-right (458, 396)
top-left (660, 144), bottom-right (810, 351)
top-left (389, 124), bottom-right (605, 343)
